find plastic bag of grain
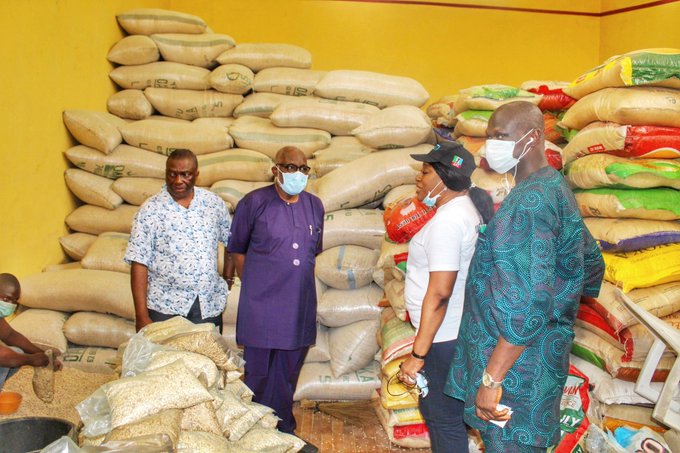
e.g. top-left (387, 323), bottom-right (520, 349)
top-left (294, 360), bottom-right (380, 401)
top-left (561, 122), bottom-right (680, 165)
top-left (61, 347), bottom-right (118, 374)
top-left (271, 97), bottom-right (379, 136)
top-left (315, 145), bottom-right (425, 212)
top-left (144, 87), bottom-right (242, 120)
top-left (564, 48), bottom-right (680, 100)
top-left (64, 312), bottom-right (134, 349)
top-left (121, 119), bottom-right (233, 156)
top-left (107, 35), bottom-right (160, 65)
top-left (233, 92), bottom-right (295, 118)
top-left (235, 427), bottom-right (304, 452)
top-left (313, 136), bottom-right (373, 177)
top-left (253, 67), bottom-right (325, 97)
top-left (210, 180), bottom-right (269, 211)
top-left (146, 350), bottom-right (221, 389)
top-left (116, 8), bottom-right (208, 35)
top-left (180, 401), bottom-right (222, 435)
top-left (551, 365), bottom-right (591, 453)
top-left (454, 84), bottom-right (542, 113)
top-left (521, 80), bottom-right (576, 111)
top-left (105, 409), bottom-right (182, 446)
top-left (19, 269), bottom-right (135, 320)
top-left (66, 204), bottom-right (139, 235)
top-left (329, 318), bottom-right (380, 377)
top-left (107, 89), bottom-right (154, 120)
top-left (226, 401), bottom-right (274, 441)
top-left (317, 284), bottom-right (383, 327)
top-left (352, 105), bottom-right (432, 149)
top-left (110, 61), bottom-right (211, 90)
top-left (111, 177), bottom-right (164, 206)
top-left (306, 324), bottom-right (331, 362)
top-left (602, 243), bottom-right (680, 292)
top-left (583, 217), bottom-right (680, 253)
top-left (559, 87), bottom-right (680, 131)
top-left (209, 63), bottom-right (254, 95)
top-left (59, 232), bottom-right (97, 261)
top-left (380, 308), bottom-right (415, 367)
top-left (574, 187), bottom-right (680, 220)
top-left (453, 110), bottom-right (492, 137)
top-left (66, 144), bottom-right (167, 180)
top-left (322, 208), bottom-right (384, 250)
top-left (384, 196), bottom-right (435, 244)
top-left (196, 149), bottom-right (273, 186)
top-left (315, 70), bottom-right (429, 108)
top-left (176, 431), bottom-right (230, 452)
top-left (9, 309), bottom-right (69, 353)
top-left (229, 116), bottom-right (330, 159)
top-left (216, 43), bottom-right (312, 72)
top-left (315, 245), bottom-right (380, 290)
top-left (150, 33), bottom-right (235, 68)
top-left (81, 232), bottom-right (130, 274)
top-left (565, 154), bottom-right (680, 190)
top-left (63, 110), bottom-right (127, 154)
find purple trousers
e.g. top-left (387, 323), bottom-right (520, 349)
top-left (243, 346), bottom-right (308, 433)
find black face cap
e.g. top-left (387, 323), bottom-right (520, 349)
top-left (411, 141), bottom-right (476, 178)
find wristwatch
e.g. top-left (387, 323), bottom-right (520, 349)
top-left (482, 369), bottom-right (503, 389)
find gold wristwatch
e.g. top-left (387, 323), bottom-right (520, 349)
top-left (482, 369), bottom-right (503, 389)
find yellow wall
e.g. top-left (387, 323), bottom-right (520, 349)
top-left (0, 0), bottom-right (676, 276)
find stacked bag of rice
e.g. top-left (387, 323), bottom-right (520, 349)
top-left (561, 48), bottom-right (680, 438)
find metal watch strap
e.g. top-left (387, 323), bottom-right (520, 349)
top-left (482, 369), bottom-right (503, 389)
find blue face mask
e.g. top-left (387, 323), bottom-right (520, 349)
top-left (278, 171), bottom-right (308, 196)
top-left (0, 300), bottom-right (17, 318)
top-left (422, 181), bottom-right (446, 208)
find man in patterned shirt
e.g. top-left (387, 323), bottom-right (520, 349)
top-left (125, 149), bottom-right (231, 332)
top-left (445, 102), bottom-right (604, 452)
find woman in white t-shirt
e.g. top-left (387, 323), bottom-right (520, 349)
top-left (398, 142), bottom-right (493, 453)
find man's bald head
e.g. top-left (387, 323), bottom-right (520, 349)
top-left (274, 146), bottom-right (307, 164)
top-left (491, 101), bottom-right (544, 139)
top-left (0, 273), bottom-right (20, 303)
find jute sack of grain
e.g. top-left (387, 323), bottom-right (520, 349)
top-left (315, 70), bottom-right (429, 108)
top-left (374, 399), bottom-right (430, 449)
top-left (209, 64), bottom-right (254, 95)
top-left (456, 135), bottom-right (486, 157)
top-left (216, 43), bottom-right (312, 72)
top-left (383, 185), bottom-right (416, 208)
top-left (561, 122), bottom-right (680, 165)
top-left (121, 119), bottom-right (233, 155)
top-left (271, 97), bottom-right (379, 136)
top-left (329, 318), bottom-right (380, 377)
top-left (564, 49), bottom-right (680, 100)
top-left (454, 84), bottom-right (542, 113)
top-left (565, 154), bottom-right (680, 190)
top-left (521, 80), bottom-right (576, 111)
top-left (603, 243), bottom-right (680, 292)
top-left (64, 312), bottom-right (135, 349)
top-left (19, 269), bottom-right (134, 319)
top-left (253, 67), bottom-right (325, 96)
top-left (317, 284), bottom-right (383, 327)
top-left (233, 92), bottom-right (300, 118)
top-left (110, 62), bottom-right (211, 90)
top-left (150, 33), bottom-right (236, 68)
top-left (66, 204), bottom-right (139, 235)
top-left (315, 245), bottom-right (380, 290)
top-left (228, 116), bottom-right (330, 159)
top-left (306, 324), bottom-right (331, 363)
top-left (574, 187), bottom-right (680, 220)
top-left (43, 262), bottom-right (82, 273)
top-left (315, 145), bottom-right (426, 212)
top-left (322, 208), bottom-right (384, 250)
top-left (65, 169), bottom-right (123, 210)
top-left (351, 105), bottom-right (432, 149)
top-left (65, 144), bottom-right (166, 180)
top-left (427, 96), bottom-right (458, 128)
top-left (116, 9), bottom-right (208, 35)
top-left (559, 87), bottom-right (680, 131)
top-left (583, 217), bottom-right (680, 253)
top-left (384, 279), bottom-right (407, 321)
top-left (81, 232), bottom-right (130, 274)
top-left (453, 110), bottom-right (492, 138)
top-left (61, 347), bottom-right (118, 374)
top-left (145, 114), bottom-right (190, 123)
top-left (293, 360), bottom-right (380, 401)
top-left (107, 89), bottom-right (154, 120)
top-left (106, 35), bottom-right (159, 65)
top-left (143, 87), bottom-right (243, 120)
top-left (59, 232), bottom-right (97, 261)
top-left (9, 309), bottom-right (69, 353)
top-left (471, 168), bottom-right (513, 211)
top-left (380, 307), bottom-right (414, 367)
top-left (196, 149), bottom-right (273, 186)
top-left (111, 177), bottom-right (164, 206)
top-left (193, 116), bottom-right (235, 129)
top-left (210, 180), bottom-right (270, 211)
top-left (63, 110), bottom-right (127, 154)
top-left (313, 136), bottom-right (374, 177)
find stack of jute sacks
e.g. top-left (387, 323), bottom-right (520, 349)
top-left (559, 49), bottom-right (680, 438)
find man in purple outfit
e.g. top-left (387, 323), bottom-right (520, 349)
top-left (229, 146), bottom-right (324, 440)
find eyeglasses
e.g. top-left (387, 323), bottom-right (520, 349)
top-left (276, 163), bottom-right (311, 175)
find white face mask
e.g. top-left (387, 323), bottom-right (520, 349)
top-left (485, 129), bottom-right (535, 174)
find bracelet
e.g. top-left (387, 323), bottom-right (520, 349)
top-left (411, 351), bottom-right (426, 360)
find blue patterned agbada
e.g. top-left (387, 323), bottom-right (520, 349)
top-left (445, 166), bottom-right (604, 448)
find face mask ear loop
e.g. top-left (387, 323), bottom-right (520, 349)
top-left (511, 129), bottom-right (535, 182)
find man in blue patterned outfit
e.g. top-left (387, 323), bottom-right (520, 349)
top-left (125, 149), bottom-right (231, 332)
top-left (445, 102), bottom-right (605, 452)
